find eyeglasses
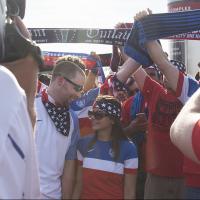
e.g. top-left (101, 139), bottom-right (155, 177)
top-left (63, 77), bottom-right (83, 92)
top-left (88, 110), bottom-right (108, 120)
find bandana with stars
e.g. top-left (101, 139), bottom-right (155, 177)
top-left (170, 60), bottom-right (186, 74)
top-left (41, 90), bottom-right (70, 136)
top-left (112, 75), bottom-right (129, 93)
top-left (93, 100), bottom-right (121, 120)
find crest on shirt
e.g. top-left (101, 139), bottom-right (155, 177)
top-left (75, 99), bottom-right (86, 108)
top-left (109, 148), bottom-right (114, 158)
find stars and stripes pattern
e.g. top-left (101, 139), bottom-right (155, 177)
top-left (112, 75), bottom-right (128, 92)
top-left (42, 90), bottom-right (70, 136)
top-left (170, 60), bottom-right (186, 74)
top-left (94, 101), bottom-right (121, 119)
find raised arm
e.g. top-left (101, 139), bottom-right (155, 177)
top-left (146, 40), bottom-right (179, 92)
top-left (116, 57), bottom-right (141, 83)
top-left (134, 9), bottom-right (180, 92)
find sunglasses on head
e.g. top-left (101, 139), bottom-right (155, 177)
top-left (88, 110), bottom-right (108, 120)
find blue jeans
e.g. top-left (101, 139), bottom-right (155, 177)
top-left (185, 186), bottom-right (200, 199)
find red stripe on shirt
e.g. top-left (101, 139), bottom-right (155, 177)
top-left (124, 168), bottom-right (137, 174)
top-left (192, 120), bottom-right (200, 161)
top-left (175, 72), bottom-right (184, 97)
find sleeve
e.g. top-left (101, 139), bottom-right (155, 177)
top-left (192, 120), bottom-right (200, 161)
top-left (77, 148), bottom-right (83, 166)
top-left (70, 88), bottom-right (100, 111)
top-left (124, 141), bottom-right (138, 174)
top-left (176, 72), bottom-right (199, 104)
top-left (65, 111), bottom-right (80, 160)
top-left (142, 76), bottom-right (161, 104)
top-left (76, 137), bottom-right (91, 166)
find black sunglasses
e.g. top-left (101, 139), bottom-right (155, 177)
top-left (88, 110), bottom-right (108, 120)
top-left (63, 77), bottom-right (83, 92)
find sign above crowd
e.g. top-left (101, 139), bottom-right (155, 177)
top-left (29, 27), bottom-right (200, 46)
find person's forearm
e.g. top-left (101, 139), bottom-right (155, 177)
top-left (62, 177), bottom-right (75, 199)
top-left (145, 41), bottom-right (169, 68)
top-left (116, 58), bottom-right (141, 83)
top-left (146, 41), bottom-right (179, 92)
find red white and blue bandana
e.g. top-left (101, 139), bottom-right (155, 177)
top-left (93, 100), bottom-right (121, 120)
top-left (41, 90), bottom-right (70, 136)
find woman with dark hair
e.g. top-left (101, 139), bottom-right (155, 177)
top-left (73, 95), bottom-right (138, 199)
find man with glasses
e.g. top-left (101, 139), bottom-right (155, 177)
top-left (35, 59), bottom-right (85, 199)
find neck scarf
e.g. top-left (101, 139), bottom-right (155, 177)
top-left (41, 89), bottom-right (70, 136)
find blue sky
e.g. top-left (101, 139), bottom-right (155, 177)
top-left (24, 0), bottom-right (169, 54)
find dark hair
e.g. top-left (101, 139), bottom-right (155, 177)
top-left (87, 95), bottom-right (126, 161)
top-left (38, 73), bottom-right (51, 86)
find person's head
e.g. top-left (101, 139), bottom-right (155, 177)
top-left (145, 65), bottom-right (161, 83)
top-left (56, 55), bottom-right (85, 72)
top-left (88, 95), bottom-right (125, 160)
top-left (49, 58), bottom-right (86, 105)
top-left (89, 95), bottom-right (121, 132)
top-left (113, 89), bottom-right (129, 103)
top-left (112, 76), bottom-right (129, 103)
top-left (1, 15), bottom-right (43, 128)
top-left (38, 73), bottom-right (51, 86)
top-left (100, 75), bottom-right (128, 103)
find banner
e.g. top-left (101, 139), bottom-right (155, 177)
top-left (29, 28), bottom-right (200, 45)
top-left (42, 51), bottom-right (112, 70)
top-left (29, 28), bottom-right (130, 46)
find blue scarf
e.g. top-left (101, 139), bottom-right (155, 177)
top-left (125, 9), bottom-right (200, 67)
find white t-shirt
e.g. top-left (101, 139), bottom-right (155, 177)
top-left (35, 96), bottom-right (79, 199)
top-left (0, 66), bottom-right (40, 199)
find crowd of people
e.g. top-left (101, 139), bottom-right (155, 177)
top-left (1, 0), bottom-right (200, 199)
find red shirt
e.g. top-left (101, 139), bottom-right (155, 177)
top-left (121, 96), bottom-right (134, 126)
top-left (78, 137), bottom-right (138, 199)
top-left (143, 77), bottom-right (184, 177)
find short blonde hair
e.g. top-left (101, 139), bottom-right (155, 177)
top-left (52, 58), bottom-right (85, 81)
top-left (56, 55), bottom-right (85, 71)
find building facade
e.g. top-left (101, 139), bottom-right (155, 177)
top-left (168, 0), bottom-right (200, 76)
